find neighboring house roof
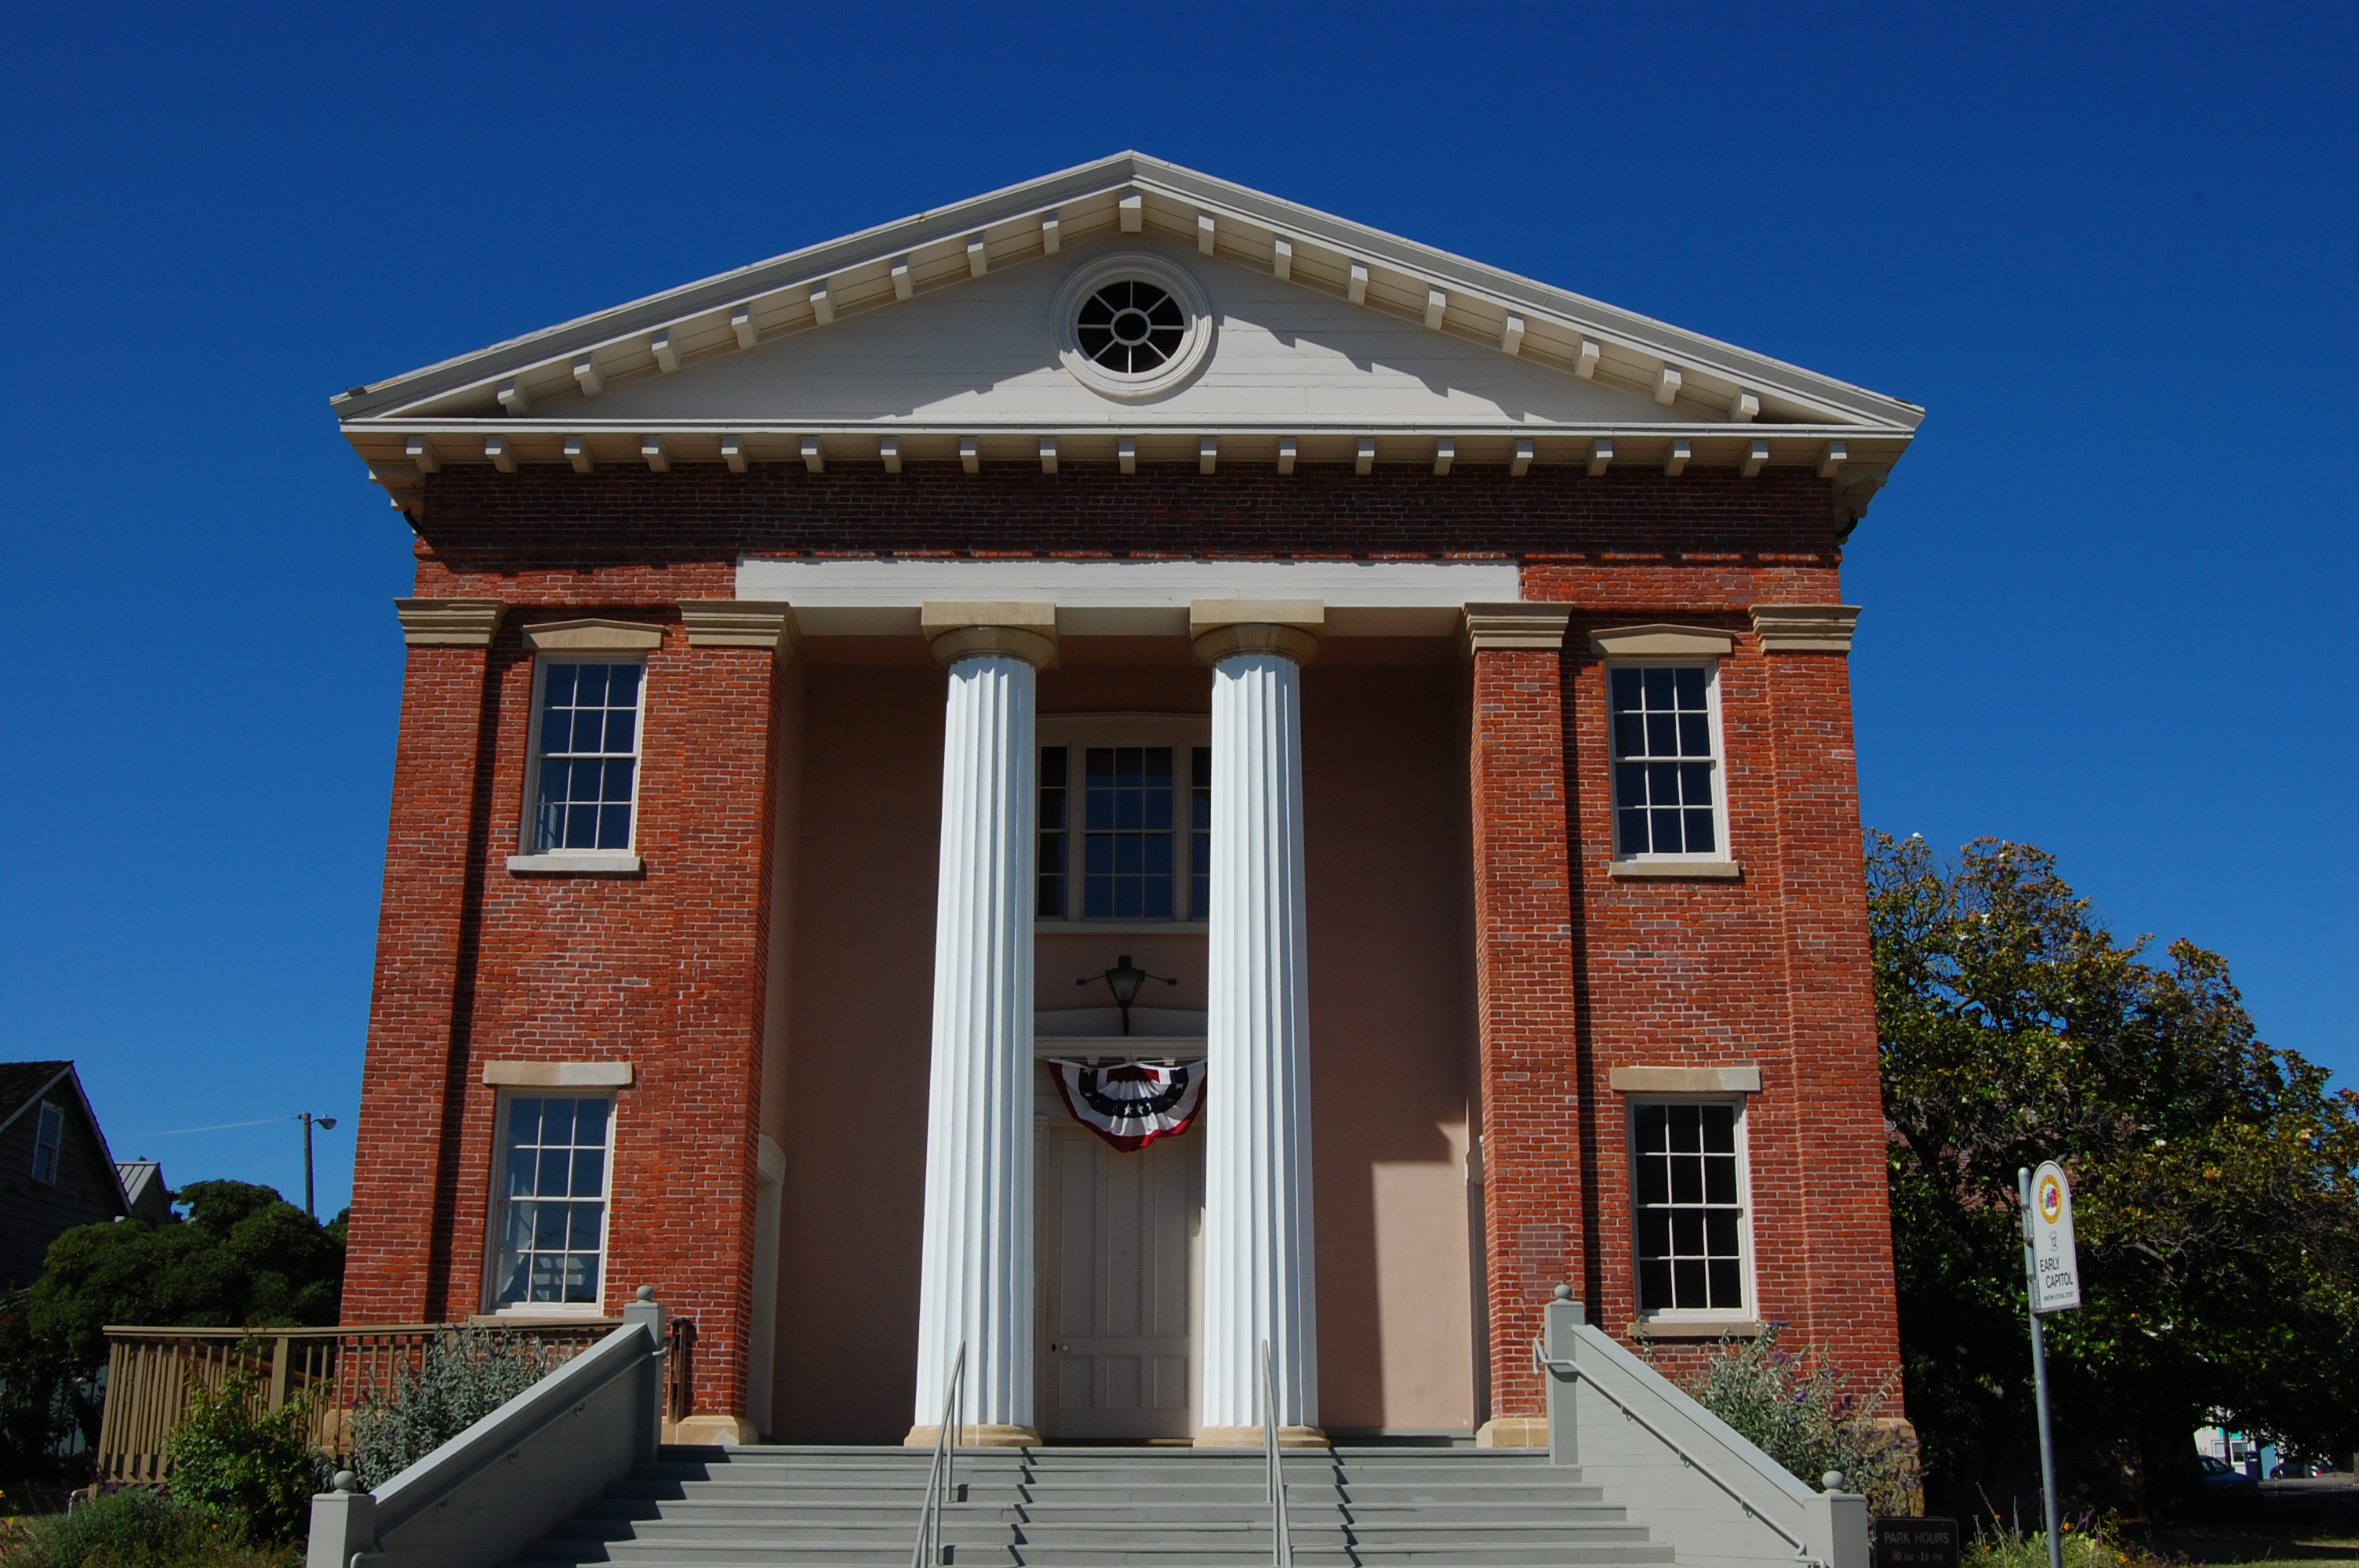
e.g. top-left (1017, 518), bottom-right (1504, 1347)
top-left (117, 1159), bottom-right (173, 1225)
top-left (0, 1061), bottom-right (76, 1134)
top-left (0, 1059), bottom-right (133, 1217)
top-left (337, 151), bottom-right (1917, 528)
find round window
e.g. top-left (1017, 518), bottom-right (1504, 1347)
top-left (1050, 253), bottom-right (1215, 401)
top-left (1076, 280), bottom-right (1189, 375)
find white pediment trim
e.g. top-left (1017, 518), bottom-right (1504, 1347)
top-left (335, 152), bottom-right (1922, 442)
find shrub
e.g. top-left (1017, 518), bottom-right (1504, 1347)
top-left (347, 1329), bottom-right (554, 1490)
top-left (162, 1375), bottom-right (332, 1544)
top-left (0, 1485), bottom-right (296, 1568)
top-left (1684, 1326), bottom-right (1917, 1516)
top-left (1966, 1504), bottom-right (2157, 1568)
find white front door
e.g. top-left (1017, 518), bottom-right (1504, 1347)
top-left (1038, 1122), bottom-right (1203, 1440)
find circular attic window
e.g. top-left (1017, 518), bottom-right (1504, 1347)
top-left (1052, 253), bottom-right (1214, 401)
top-left (1077, 280), bottom-right (1187, 374)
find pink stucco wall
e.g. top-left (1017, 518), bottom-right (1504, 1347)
top-left (765, 648), bottom-right (1480, 1440)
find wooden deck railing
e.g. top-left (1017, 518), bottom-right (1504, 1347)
top-left (95, 1316), bottom-right (696, 1483)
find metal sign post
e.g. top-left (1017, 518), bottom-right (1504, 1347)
top-left (2019, 1162), bottom-right (2081, 1568)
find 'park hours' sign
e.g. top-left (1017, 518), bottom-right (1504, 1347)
top-left (2028, 1160), bottom-right (2081, 1313)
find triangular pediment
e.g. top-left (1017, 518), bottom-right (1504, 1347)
top-left (340, 152), bottom-right (1917, 498)
top-left (547, 232), bottom-right (1697, 430)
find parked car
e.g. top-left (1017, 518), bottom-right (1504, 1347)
top-left (2201, 1455), bottom-right (2259, 1494)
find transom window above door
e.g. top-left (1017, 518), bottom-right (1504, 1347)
top-left (1038, 717), bottom-right (1211, 926)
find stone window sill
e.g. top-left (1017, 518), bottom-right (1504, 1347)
top-left (1628, 1317), bottom-right (1765, 1340)
top-left (1609, 858), bottom-right (1742, 880)
top-left (469, 1307), bottom-right (613, 1326)
top-left (507, 851), bottom-right (643, 875)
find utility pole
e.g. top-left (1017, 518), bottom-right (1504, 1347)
top-left (300, 1112), bottom-right (339, 1219)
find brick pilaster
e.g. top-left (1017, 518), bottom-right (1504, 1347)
top-left (1463, 604), bottom-right (1579, 1431)
top-left (610, 604), bottom-right (789, 1425)
top-left (343, 599), bottom-right (504, 1323)
top-left (1754, 606), bottom-right (1903, 1400)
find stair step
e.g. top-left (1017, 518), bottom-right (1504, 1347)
top-left (513, 1443), bottom-right (1680, 1568)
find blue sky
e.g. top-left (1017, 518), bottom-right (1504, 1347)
top-left (1, 5), bottom-right (2350, 1223)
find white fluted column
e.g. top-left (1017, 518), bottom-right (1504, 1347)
top-left (909, 604), bottom-right (1057, 1447)
top-left (1193, 602), bottom-right (1324, 1446)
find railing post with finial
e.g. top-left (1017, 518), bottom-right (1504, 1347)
top-left (1544, 1285), bottom-right (1583, 1467)
top-left (622, 1286), bottom-right (668, 1462)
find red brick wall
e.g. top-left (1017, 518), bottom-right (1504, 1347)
top-left (347, 639), bottom-right (494, 1323)
top-left (351, 463), bottom-right (1899, 1428)
top-left (345, 603), bottom-right (779, 1419)
top-left (1502, 561), bottom-right (1900, 1412)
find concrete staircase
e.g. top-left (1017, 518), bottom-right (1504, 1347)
top-left (504, 1443), bottom-right (1682, 1567)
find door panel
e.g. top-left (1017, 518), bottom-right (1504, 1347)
top-left (1038, 1123), bottom-right (1201, 1439)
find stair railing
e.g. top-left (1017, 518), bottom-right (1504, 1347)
top-left (909, 1341), bottom-right (966, 1568)
top-left (1258, 1338), bottom-right (1294, 1568)
top-left (1533, 1339), bottom-right (1819, 1568)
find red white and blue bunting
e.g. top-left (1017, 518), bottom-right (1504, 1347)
top-left (1048, 1059), bottom-right (1205, 1152)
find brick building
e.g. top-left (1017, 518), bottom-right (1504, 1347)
top-left (334, 153), bottom-right (1917, 1447)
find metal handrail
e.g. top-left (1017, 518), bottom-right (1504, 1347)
top-left (1532, 1339), bottom-right (1821, 1568)
top-left (1259, 1339), bottom-right (1294, 1568)
top-left (909, 1341), bottom-right (966, 1568)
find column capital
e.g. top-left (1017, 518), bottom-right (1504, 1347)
top-left (1749, 603), bottom-right (1862, 653)
top-left (921, 601), bottom-right (1059, 668)
top-left (393, 597), bottom-right (505, 647)
top-left (1190, 599), bottom-right (1322, 666)
top-left (1463, 602), bottom-right (1571, 654)
top-left (681, 600), bottom-right (801, 660)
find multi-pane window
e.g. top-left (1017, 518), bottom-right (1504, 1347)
top-left (1189, 748), bottom-right (1212, 920)
top-left (493, 1095), bottom-right (613, 1309)
top-left (531, 662), bottom-right (643, 853)
top-left (1039, 746), bottom-right (1070, 918)
top-left (1036, 734), bottom-right (1207, 922)
top-left (1633, 1102), bottom-right (1747, 1314)
top-left (1085, 747), bottom-right (1175, 918)
top-left (31, 1102), bottom-right (62, 1184)
top-left (1611, 666), bottom-right (1720, 857)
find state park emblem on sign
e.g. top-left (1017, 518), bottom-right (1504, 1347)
top-left (1049, 1059), bottom-right (1205, 1152)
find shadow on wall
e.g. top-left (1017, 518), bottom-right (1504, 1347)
top-left (775, 666), bottom-right (945, 1442)
top-left (1304, 665), bottom-right (1478, 1433)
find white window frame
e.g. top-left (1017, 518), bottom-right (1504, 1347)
top-left (515, 655), bottom-right (648, 869)
top-left (1037, 713), bottom-right (1213, 932)
top-left (1605, 658), bottom-right (1733, 867)
top-left (1626, 1094), bottom-right (1757, 1327)
top-left (482, 1090), bottom-right (618, 1319)
top-left (31, 1102), bottom-right (63, 1185)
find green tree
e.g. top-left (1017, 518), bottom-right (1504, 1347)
top-left (0, 1180), bottom-right (343, 1475)
top-left (1871, 833), bottom-right (2359, 1515)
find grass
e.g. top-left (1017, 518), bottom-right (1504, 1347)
top-left (2125, 1519), bottom-right (2359, 1568)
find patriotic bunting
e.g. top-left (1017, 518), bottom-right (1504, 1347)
top-left (1048, 1058), bottom-right (1205, 1152)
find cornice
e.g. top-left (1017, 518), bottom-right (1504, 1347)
top-left (394, 598), bottom-right (506, 647)
top-left (1749, 604), bottom-right (1862, 653)
top-left (680, 601), bottom-right (801, 659)
top-left (1463, 603), bottom-right (1571, 653)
